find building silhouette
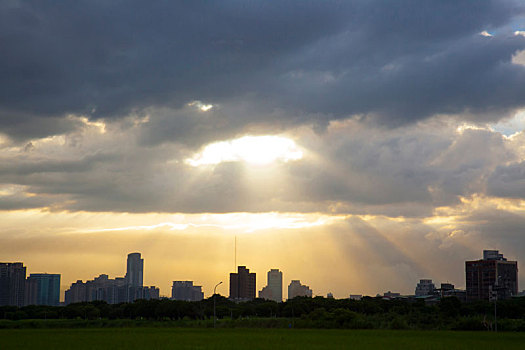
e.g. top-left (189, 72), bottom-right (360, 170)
top-left (230, 266), bottom-right (256, 301)
top-left (258, 269), bottom-right (283, 302)
top-left (25, 273), bottom-right (60, 306)
top-left (415, 279), bottom-right (436, 296)
top-left (171, 281), bottom-right (204, 301)
top-left (0, 262), bottom-right (26, 307)
top-left (381, 291), bottom-right (401, 300)
top-left (437, 283), bottom-right (466, 302)
top-left (288, 280), bottom-right (312, 299)
top-left (64, 253), bottom-right (159, 305)
top-left (125, 252), bottom-right (144, 288)
top-left (466, 250), bottom-right (518, 301)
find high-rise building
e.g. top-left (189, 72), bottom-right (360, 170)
top-left (258, 269), bottom-right (282, 302)
top-left (125, 253), bottom-right (144, 288)
top-left (229, 266), bottom-right (256, 301)
top-left (288, 280), bottom-right (312, 299)
top-left (0, 262), bottom-right (26, 307)
top-left (25, 273), bottom-right (60, 306)
top-left (171, 281), bottom-right (204, 301)
top-left (466, 250), bottom-right (518, 301)
top-left (415, 279), bottom-right (435, 296)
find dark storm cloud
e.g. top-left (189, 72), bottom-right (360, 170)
top-left (486, 161), bottom-right (525, 198)
top-left (1, 1), bottom-right (524, 141)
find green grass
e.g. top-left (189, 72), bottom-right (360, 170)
top-left (1, 328), bottom-right (525, 350)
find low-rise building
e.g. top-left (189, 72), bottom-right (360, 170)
top-left (415, 279), bottom-right (436, 296)
top-left (171, 281), bottom-right (203, 301)
top-left (288, 280), bottom-right (312, 299)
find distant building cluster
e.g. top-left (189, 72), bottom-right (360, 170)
top-left (404, 250), bottom-right (519, 304)
top-left (229, 266), bottom-right (314, 302)
top-left (0, 249), bottom-right (520, 306)
top-left (0, 263), bottom-right (60, 307)
top-left (65, 253), bottom-right (159, 305)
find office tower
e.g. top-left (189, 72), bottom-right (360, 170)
top-left (125, 252), bottom-right (144, 288)
top-left (287, 280), bottom-right (312, 299)
top-left (466, 250), bottom-right (518, 301)
top-left (258, 269), bottom-right (282, 302)
top-left (25, 273), bottom-right (61, 306)
top-left (0, 262), bottom-right (26, 307)
top-left (171, 281), bottom-right (204, 301)
top-left (414, 279), bottom-right (435, 296)
top-left (229, 266), bottom-right (256, 301)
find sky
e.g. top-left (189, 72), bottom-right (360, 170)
top-left (1, 1), bottom-right (525, 299)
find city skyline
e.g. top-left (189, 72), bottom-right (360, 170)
top-left (2, 249), bottom-right (520, 303)
top-left (1, 2), bottom-right (525, 300)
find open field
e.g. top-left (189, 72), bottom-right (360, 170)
top-left (1, 328), bottom-right (525, 350)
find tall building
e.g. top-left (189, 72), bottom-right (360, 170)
top-left (25, 273), bottom-right (60, 306)
top-left (171, 281), bottom-right (204, 301)
top-left (415, 279), bottom-right (435, 296)
top-left (466, 250), bottom-right (518, 301)
top-left (258, 269), bottom-right (282, 302)
top-left (229, 266), bottom-right (256, 301)
top-left (0, 262), bottom-right (26, 307)
top-left (125, 253), bottom-right (144, 288)
top-left (288, 280), bottom-right (312, 299)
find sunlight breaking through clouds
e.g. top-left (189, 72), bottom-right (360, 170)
top-left (188, 100), bottom-right (214, 112)
top-left (186, 135), bottom-right (303, 166)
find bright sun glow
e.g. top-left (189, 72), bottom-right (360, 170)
top-left (188, 100), bottom-right (213, 111)
top-left (186, 135), bottom-right (303, 166)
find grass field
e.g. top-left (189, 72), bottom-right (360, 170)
top-left (1, 328), bottom-right (525, 350)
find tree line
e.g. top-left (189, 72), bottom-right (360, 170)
top-left (2, 296), bottom-right (525, 331)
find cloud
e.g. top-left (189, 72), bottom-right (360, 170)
top-left (1, 1), bottom-right (525, 142)
top-left (487, 161), bottom-right (525, 198)
top-left (0, 113), bottom-right (521, 217)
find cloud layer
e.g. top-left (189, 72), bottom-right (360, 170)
top-left (1, 1), bottom-right (524, 141)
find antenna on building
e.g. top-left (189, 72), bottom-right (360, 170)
top-left (234, 235), bottom-right (237, 270)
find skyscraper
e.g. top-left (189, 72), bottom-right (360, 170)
top-left (229, 266), bottom-right (256, 301)
top-left (258, 269), bottom-right (282, 302)
top-left (25, 273), bottom-right (61, 306)
top-left (466, 250), bottom-right (518, 301)
top-left (0, 262), bottom-right (26, 307)
top-left (125, 252), bottom-right (144, 288)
